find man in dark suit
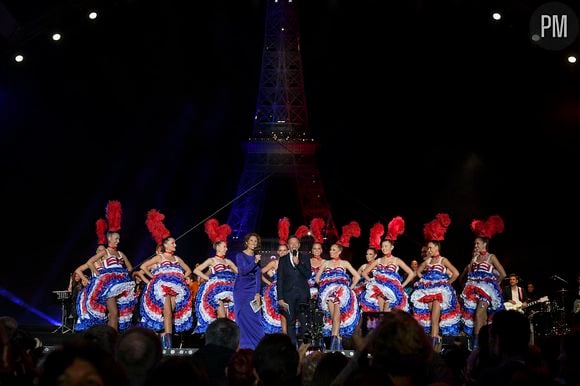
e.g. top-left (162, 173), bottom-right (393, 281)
top-left (276, 235), bottom-right (312, 345)
top-left (503, 274), bottom-right (527, 311)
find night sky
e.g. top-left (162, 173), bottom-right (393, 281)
top-left (1, 0), bottom-right (579, 325)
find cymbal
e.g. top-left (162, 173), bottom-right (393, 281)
top-left (556, 288), bottom-right (568, 293)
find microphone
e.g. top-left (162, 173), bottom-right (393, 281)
top-left (551, 274), bottom-right (568, 284)
top-left (292, 249), bottom-right (299, 258)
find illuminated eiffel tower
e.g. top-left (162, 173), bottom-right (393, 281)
top-left (228, 0), bottom-right (337, 242)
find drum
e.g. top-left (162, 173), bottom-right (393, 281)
top-left (537, 301), bottom-right (551, 313)
top-left (530, 311), bottom-right (553, 337)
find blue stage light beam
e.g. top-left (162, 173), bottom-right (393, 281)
top-left (0, 287), bottom-right (60, 326)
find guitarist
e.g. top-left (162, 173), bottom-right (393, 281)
top-left (503, 274), bottom-right (527, 311)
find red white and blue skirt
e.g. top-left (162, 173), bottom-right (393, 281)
top-left (140, 264), bottom-right (192, 332)
top-left (360, 266), bottom-right (409, 312)
top-left (261, 273), bottom-right (283, 334)
top-left (318, 267), bottom-right (360, 336)
top-left (460, 270), bottom-right (504, 336)
top-left (410, 270), bottom-right (461, 336)
top-left (193, 269), bottom-right (236, 333)
top-left (75, 267), bottom-right (136, 331)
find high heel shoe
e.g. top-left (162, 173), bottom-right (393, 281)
top-left (431, 336), bottom-right (442, 353)
top-left (161, 333), bottom-right (173, 349)
top-left (329, 335), bottom-right (342, 351)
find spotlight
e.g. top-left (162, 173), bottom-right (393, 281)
top-left (88, 11), bottom-right (98, 20)
top-left (568, 56), bottom-right (577, 64)
top-left (52, 33), bottom-right (61, 41)
top-left (14, 54), bottom-right (23, 62)
top-left (162, 348), bottom-right (198, 356)
top-left (492, 12), bottom-right (501, 21)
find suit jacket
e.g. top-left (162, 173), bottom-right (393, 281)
top-left (503, 285), bottom-right (526, 302)
top-left (276, 251), bottom-right (311, 301)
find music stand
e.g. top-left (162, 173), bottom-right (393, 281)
top-left (52, 290), bottom-right (73, 334)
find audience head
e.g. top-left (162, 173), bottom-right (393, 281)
top-left (205, 318), bottom-right (240, 350)
top-left (368, 309), bottom-right (433, 379)
top-left (38, 337), bottom-right (128, 386)
top-left (301, 351), bottom-right (324, 386)
top-left (83, 325), bottom-right (119, 355)
top-left (144, 357), bottom-right (208, 386)
top-left (310, 351), bottom-right (350, 386)
top-left (226, 348), bottom-right (255, 386)
top-left (253, 333), bottom-right (299, 386)
top-left (489, 310), bottom-right (530, 358)
top-left (115, 327), bottom-right (162, 386)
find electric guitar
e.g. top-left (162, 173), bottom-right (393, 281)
top-left (503, 296), bottom-right (549, 313)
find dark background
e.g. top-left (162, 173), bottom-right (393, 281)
top-left (0, 0), bottom-right (579, 325)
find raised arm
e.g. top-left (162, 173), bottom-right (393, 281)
top-left (491, 254), bottom-right (507, 283)
top-left (344, 261), bottom-right (361, 290)
top-left (297, 252), bottom-right (311, 279)
top-left (261, 260), bottom-right (276, 286)
top-left (140, 255), bottom-right (162, 279)
top-left (397, 258), bottom-right (416, 287)
top-left (193, 258), bottom-right (213, 282)
top-left (120, 252), bottom-right (133, 272)
top-left (443, 257), bottom-right (460, 284)
top-left (132, 270), bottom-right (149, 284)
top-left (415, 260), bottom-right (429, 279)
top-left (86, 250), bottom-right (106, 276)
top-left (361, 260), bottom-right (379, 281)
top-left (315, 261), bottom-right (327, 284)
top-left (357, 263), bottom-right (368, 276)
top-left (74, 263), bottom-right (91, 286)
top-left (457, 262), bottom-right (471, 286)
top-left (176, 256), bottom-right (192, 278)
top-left (236, 252), bottom-right (260, 275)
top-left (225, 258), bottom-right (239, 274)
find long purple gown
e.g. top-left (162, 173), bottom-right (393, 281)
top-left (234, 251), bottom-right (264, 349)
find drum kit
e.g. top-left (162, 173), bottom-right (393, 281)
top-left (527, 288), bottom-right (570, 339)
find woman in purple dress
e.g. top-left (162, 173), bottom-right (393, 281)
top-left (233, 232), bottom-right (264, 349)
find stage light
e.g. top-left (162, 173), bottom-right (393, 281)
top-left (14, 54), bottom-right (23, 62)
top-left (52, 33), bottom-right (61, 41)
top-left (162, 348), bottom-right (198, 356)
top-left (0, 287), bottom-right (59, 325)
top-left (492, 12), bottom-right (501, 21)
top-left (88, 11), bottom-right (98, 20)
top-left (568, 56), bottom-right (577, 64)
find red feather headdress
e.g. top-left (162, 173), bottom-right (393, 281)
top-left (295, 225), bottom-right (310, 239)
top-left (423, 213), bottom-right (451, 241)
top-left (105, 200), bottom-right (122, 232)
top-left (146, 209), bottom-right (171, 246)
top-left (310, 218), bottom-right (325, 243)
top-left (337, 221), bottom-right (361, 248)
top-left (369, 222), bottom-right (384, 249)
top-left (278, 217), bottom-right (290, 245)
top-left (386, 216), bottom-right (405, 241)
top-left (204, 218), bottom-right (232, 244)
top-left (95, 218), bottom-right (108, 245)
top-left (471, 215), bottom-right (504, 239)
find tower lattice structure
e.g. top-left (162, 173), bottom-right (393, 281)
top-left (228, 0), bottom-right (337, 241)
